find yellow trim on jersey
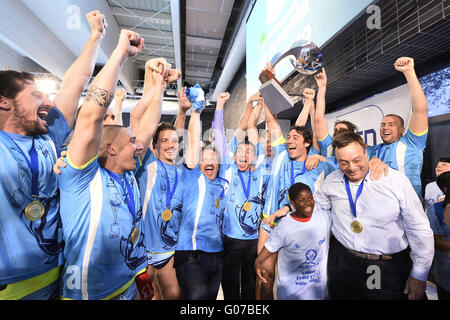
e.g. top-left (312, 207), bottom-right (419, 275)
top-left (318, 133), bottom-right (331, 142)
top-left (147, 250), bottom-right (175, 255)
top-left (0, 267), bottom-right (60, 300)
top-left (271, 135), bottom-right (286, 147)
top-left (61, 268), bottom-right (146, 300)
top-left (103, 268), bottom-right (146, 300)
top-left (66, 148), bottom-right (99, 170)
top-left (408, 127), bottom-right (428, 137)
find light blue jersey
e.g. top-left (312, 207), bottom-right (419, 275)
top-left (136, 151), bottom-right (183, 262)
top-left (175, 165), bottom-right (226, 252)
top-left (318, 134), bottom-right (333, 158)
top-left (368, 129), bottom-right (427, 196)
top-left (317, 134), bottom-right (339, 170)
top-left (264, 142), bottom-right (334, 217)
top-left (220, 154), bottom-right (268, 240)
top-left (0, 107), bottom-right (70, 294)
top-left (57, 156), bottom-right (147, 300)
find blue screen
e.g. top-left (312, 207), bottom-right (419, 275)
top-left (246, 0), bottom-right (374, 97)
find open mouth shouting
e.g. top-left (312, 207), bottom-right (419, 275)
top-left (37, 105), bottom-right (49, 124)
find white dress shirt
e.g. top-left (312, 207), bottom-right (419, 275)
top-left (315, 168), bottom-right (434, 281)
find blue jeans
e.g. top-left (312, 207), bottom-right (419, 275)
top-left (175, 251), bottom-right (223, 300)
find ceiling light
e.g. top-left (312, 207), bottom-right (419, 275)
top-left (37, 78), bottom-right (58, 94)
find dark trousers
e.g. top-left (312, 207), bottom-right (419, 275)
top-left (175, 251), bottom-right (223, 300)
top-left (328, 236), bottom-right (411, 300)
top-left (437, 284), bottom-right (450, 300)
top-left (221, 236), bottom-right (258, 300)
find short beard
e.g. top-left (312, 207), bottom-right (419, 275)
top-left (12, 102), bottom-right (48, 136)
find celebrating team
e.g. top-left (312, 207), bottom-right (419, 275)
top-left (0, 10), bottom-right (445, 300)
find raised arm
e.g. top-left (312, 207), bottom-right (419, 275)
top-left (53, 10), bottom-right (107, 129)
top-left (174, 86), bottom-right (192, 133)
top-left (212, 92), bottom-right (230, 161)
top-left (235, 93), bottom-right (258, 142)
top-left (67, 30), bottom-right (143, 167)
top-left (185, 107), bottom-right (202, 169)
top-left (132, 59), bottom-right (180, 160)
top-left (309, 95), bottom-right (320, 153)
top-left (314, 67), bottom-right (330, 141)
top-left (295, 89), bottom-right (314, 127)
top-left (299, 88), bottom-right (320, 152)
top-left (263, 99), bottom-right (283, 144)
top-left (394, 57), bottom-right (428, 134)
top-left (247, 98), bottom-right (264, 147)
top-left (112, 88), bottom-right (126, 126)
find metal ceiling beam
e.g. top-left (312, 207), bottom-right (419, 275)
top-left (142, 43), bottom-right (174, 51)
top-left (18, 0), bottom-right (139, 95)
top-left (110, 6), bottom-right (171, 21)
top-left (0, 0), bottom-right (76, 80)
top-left (170, 0), bottom-right (183, 90)
top-left (130, 27), bottom-right (173, 40)
top-left (185, 35), bottom-right (222, 48)
top-left (133, 55), bottom-right (175, 63)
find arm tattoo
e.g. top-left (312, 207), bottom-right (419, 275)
top-left (85, 86), bottom-right (114, 109)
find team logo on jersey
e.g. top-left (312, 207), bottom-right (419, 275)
top-left (157, 203), bottom-right (182, 250)
top-left (21, 196), bottom-right (64, 264)
top-left (235, 194), bottom-right (263, 237)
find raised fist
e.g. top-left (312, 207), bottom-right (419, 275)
top-left (263, 62), bottom-right (275, 75)
top-left (302, 88), bottom-right (316, 100)
top-left (117, 29), bottom-right (144, 59)
top-left (114, 88), bottom-right (126, 101)
top-left (178, 87), bottom-right (192, 111)
top-left (314, 67), bottom-right (327, 89)
top-left (145, 57), bottom-right (167, 74)
top-left (248, 92), bottom-right (262, 104)
top-left (217, 92), bottom-right (230, 106)
top-left (164, 69), bottom-right (181, 87)
top-left (86, 10), bottom-right (107, 36)
top-left (394, 57), bottom-right (414, 73)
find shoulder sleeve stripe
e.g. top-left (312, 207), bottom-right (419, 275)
top-left (408, 127), bottom-right (428, 137)
top-left (318, 133), bottom-right (331, 142)
top-left (271, 135), bottom-right (286, 147)
top-left (66, 147), bottom-right (99, 170)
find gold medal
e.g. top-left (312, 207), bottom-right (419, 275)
top-left (25, 199), bottom-right (45, 221)
top-left (215, 198), bottom-right (220, 209)
top-left (350, 220), bottom-right (363, 233)
top-left (243, 201), bottom-right (251, 211)
top-left (161, 209), bottom-right (172, 222)
top-left (131, 227), bottom-right (140, 244)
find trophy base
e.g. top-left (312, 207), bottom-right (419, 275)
top-left (259, 79), bottom-right (294, 115)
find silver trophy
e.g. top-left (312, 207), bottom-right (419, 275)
top-left (270, 39), bottom-right (323, 75)
top-left (259, 40), bottom-right (323, 114)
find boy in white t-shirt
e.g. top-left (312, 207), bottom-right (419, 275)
top-left (254, 182), bottom-right (331, 300)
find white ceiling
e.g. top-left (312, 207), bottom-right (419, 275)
top-left (0, 0), bottom-right (242, 108)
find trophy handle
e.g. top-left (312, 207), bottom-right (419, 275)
top-left (270, 39), bottom-right (311, 68)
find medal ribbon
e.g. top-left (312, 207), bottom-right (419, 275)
top-left (158, 159), bottom-right (178, 208)
top-left (1, 132), bottom-right (39, 197)
top-left (376, 144), bottom-right (389, 159)
top-left (237, 168), bottom-right (252, 200)
top-left (290, 158), bottom-right (307, 186)
top-left (215, 176), bottom-right (229, 199)
top-left (104, 168), bottom-right (136, 224)
top-left (344, 171), bottom-right (369, 218)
